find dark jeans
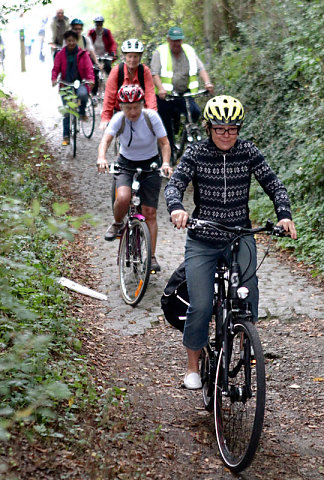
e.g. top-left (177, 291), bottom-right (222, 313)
top-left (156, 95), bottom-right (201, 152)
top-left (61, 85), bottom-right (88, 138)
top-left (184, 234), bottom-right (259, 351)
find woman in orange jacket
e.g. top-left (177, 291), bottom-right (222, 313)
top-left (99, 38), bottom-right (157, 129)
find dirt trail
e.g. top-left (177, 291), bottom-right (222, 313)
top-left (3, 62), bottom-right (324, 479)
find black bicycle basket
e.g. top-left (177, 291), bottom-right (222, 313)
top-left (161, 262), bottom-right (189, 332)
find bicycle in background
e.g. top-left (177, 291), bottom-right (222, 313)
top-left (186, 218), bottom-right (288, 472)
top-left (167, 89), bottom-right (208, 164)
top-left (59, 79), bottom-right (95, 156)
top-left (94, 54), bottom-right (115, 107)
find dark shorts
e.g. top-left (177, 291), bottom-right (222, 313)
top-left (115, 155), bottom-right (162, 209)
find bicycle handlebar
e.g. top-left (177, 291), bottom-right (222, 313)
top-left (59, 79), bottom-right (93, 88)
top-left (187, 218), bottom-right (288, 237)
top-left (110, 161), bottom-right (168, 177)
top-left (96, 54), bottom-right (117, 62)
top-left (166, 89), bottom-right (208, 99)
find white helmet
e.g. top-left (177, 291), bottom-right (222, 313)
top-left (121, 38), bottom-right (144, 53)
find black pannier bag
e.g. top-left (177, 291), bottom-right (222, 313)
top-left (161, 262), bottom-right (189, 332)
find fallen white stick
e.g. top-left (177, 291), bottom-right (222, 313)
top-left (58, 277), bottom-right (108, 301)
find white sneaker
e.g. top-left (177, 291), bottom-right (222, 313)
top-left (183, 372), bottom-right (202, 390)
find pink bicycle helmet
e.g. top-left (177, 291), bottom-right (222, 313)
top-left (117, 84), bottom-right (145, 103)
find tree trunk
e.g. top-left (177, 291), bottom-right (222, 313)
top-left (127, 0), bottom-right (146, 36)
top-left (203, 0), bottom-right (213, 67)
top-left (221, 0), bottom-right (239, 39)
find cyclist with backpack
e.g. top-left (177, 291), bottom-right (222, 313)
top-left (88, 15), bottom-right (118, 101)
top-left (99, 39), bottom-right (157, 130)
top-left (165, 95), bottom-right (297, 389)
top-left (97, 85), bottom-right (172, 272)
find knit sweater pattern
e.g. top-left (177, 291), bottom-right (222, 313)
top-left (165, 138), bottom-right (292, 245)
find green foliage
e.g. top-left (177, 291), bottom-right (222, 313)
top-left (0, 0), bottom-right (52, 25)
top-left (0, 99), bottom-right (99, 445)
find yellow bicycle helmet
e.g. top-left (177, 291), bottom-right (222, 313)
top-left (203, 95), bottom-right (245, 126)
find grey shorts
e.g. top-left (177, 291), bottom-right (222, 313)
top-left (115, 156), bottom-right (162, 209)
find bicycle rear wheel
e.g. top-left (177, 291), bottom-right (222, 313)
top-left (214, 319), bottom-right (265, 473)
top-left (81, 96), bottom-right (95, 138)
top-left (118, 219), bottom-right (151, 306)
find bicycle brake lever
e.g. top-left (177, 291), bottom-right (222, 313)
top-left (273, 225), bottom-right (287, 237)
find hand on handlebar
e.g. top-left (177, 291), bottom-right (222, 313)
top-left (97, 158), bottom-right (109, 174)
top-left (157, 88), bottom-right (167, 100)
top-left (277, 218), bottom-right (297, 239)
top-left (171, 209), bottom-right (189, 229)
top-left (161, 163), bottom-right (173, 178)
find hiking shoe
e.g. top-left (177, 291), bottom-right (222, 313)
top-left (104, 222), bottom-right (124, 241)
top-left (150, 255), bottom-right (161, 273)
top-left (62, 137), bottom-right (70, 146)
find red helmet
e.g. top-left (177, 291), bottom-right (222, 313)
top-left (117, 84), bottom-right (145, 103)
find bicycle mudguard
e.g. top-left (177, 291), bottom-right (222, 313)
top-left (132, 213), bottom-right (146, 221)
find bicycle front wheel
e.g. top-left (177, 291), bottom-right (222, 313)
top-left (118, 219), bottom-right (151, 306)
top-left (71, 115), bottom-right (77, 157)
top-left (81, 96), bottom-right (95, 138)
top-left (214, 319), bottom-right (265, 473)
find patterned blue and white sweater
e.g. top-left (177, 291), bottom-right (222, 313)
top-left (165, 137), bottom-right (292, 245)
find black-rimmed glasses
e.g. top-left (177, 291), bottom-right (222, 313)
top-left (212, 127), bottom-right (239, 135)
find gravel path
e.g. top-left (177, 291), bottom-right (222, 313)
top-left (4, 61), bottom-right (324, 479)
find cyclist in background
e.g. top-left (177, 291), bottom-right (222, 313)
top-left (88, 15), bottom-right (117, 74)
top-left (49, 8), bottom-right (70, 57)
top-left (165, 95), bottom-right (297, 389)
top-left (97, 85), bottom-right (172, 272)
top-left (70, 18), bottom-right (99, 69)
top-left (51, 30), bottom-right (95, 146)
top-left (99, 39), bottom-right (157, 130)
top-left (151, 26), bottom-right (214, 162)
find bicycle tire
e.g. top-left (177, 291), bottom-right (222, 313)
top-left (214, 319), bottom-right (265, 473)
top-left (118, 218), bottom-right (151, 306)
top-left (111, 175), bottom-right (117, 211)
top-left (98, 72), bottom-right (105, 104)
top-left (200, 344), bottom-right (216, 412)
top-left (81, 96), bottom-right (95, 138)
top-left (71, 115), bottom-right (77, 157)
top-left (175, 123), bottom-right (187, 160)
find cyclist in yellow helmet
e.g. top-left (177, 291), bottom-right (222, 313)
top-left (165, 95), bottom-right (297, 390)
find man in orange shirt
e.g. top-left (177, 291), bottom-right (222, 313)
top-left (99, 38), bottom-right (157, 129)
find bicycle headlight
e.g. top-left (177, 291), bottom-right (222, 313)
top-left (188, 135), bottom-right (193, 142)
top-left (133, 195), bottom-right (140, 206)
top-left (132, 180), bottom-right (140, 191)
top-left (237, 287), bottom-right (249, 299)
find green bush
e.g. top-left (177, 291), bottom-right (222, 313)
top-left (211, 0), bottom-right (323, 275)
top-left (0, 100), bottom-right (96, 443)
